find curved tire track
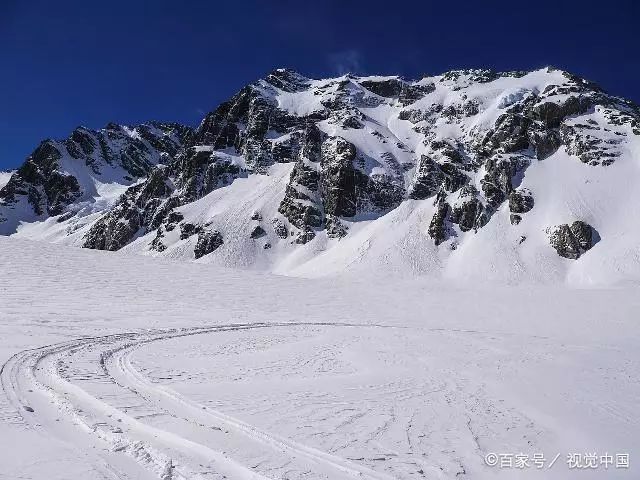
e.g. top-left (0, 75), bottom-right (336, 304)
top-left (1, 322), bottom-right (397, 480)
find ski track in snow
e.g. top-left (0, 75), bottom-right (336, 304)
top-left (1, 322), bottom-right (407, 480)
top-left (2, 314), bottom-right (639, 479)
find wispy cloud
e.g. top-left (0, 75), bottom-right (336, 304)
top-left (327, 50), bottom-right (364, 76)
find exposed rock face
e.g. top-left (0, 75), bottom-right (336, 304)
top-left (264, 69), bottom-right (310, 93)
top-left (321, 136), bottom-right (358, 217)
top-left (3, 141), bottom-right (81, 216)
top-left (325, 215), bottom-right (348, 238)
top-left (481, 155), bottom-right (529, 208)
top-left (194, 230), bottom-right (223, 259)
top-left (409, 156), bottom-right (445, 200)
top-left (180, 222), bottom-right (203, 240)
top-left (272, 218), bottom-right (289, 239)
top-left (533, 96), bottom-right (592, 129)
top-left (528, 129), bottom-right (562, 160)
top-left (84, 166), bottom-right (174, 250)
top-left (509, 190), bottom-right (534, 212)
top-left (549, 221), bottom-right (596, 259)
top-left (560, 118), bottom-right (622, 166)
top-left (481, 113), bottom-right (533, 154)
top-left (570, 221), bottom-right (595, 250)
top-left (508, 188), bottom-right (534, 224)
top-left (250, 225), bottom-right (267, 239)
top-left (171, 148), bottom-right (242, 203)
top-left (428, 201), bottom-right (452, 245)
top-left (360, 77), bottom-right (434, 105)
top-left (277, 123), bottom-right (324, 242)
top-left (450, 186), bottom-right (487, 232)
top-left (277, 122), bottom-right (403, 243)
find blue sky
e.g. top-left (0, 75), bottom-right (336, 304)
top-left (1, 0), bottom-right (638, 169)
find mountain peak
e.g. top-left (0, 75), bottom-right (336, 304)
top-left (264, 68), bottom-right (311, 92)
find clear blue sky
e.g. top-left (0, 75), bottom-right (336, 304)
top-left (1, 0), bottom-right (638, 169)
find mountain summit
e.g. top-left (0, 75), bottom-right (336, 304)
top-left (1, 67), bottom-right (639, 283)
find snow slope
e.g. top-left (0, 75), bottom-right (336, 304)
top-left (0, 236), bottom-right (638, 479)
top-left (0, 170), bottom-right (13, 190)
top-left (126, 145), bottom-right (640, 286)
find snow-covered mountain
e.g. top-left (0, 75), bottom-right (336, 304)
top-left (1, 67), bottom-right (639, 284)
top-left (0, 122), bottom-right (192, 235)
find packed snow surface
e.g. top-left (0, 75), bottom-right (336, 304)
top-left (0, 236), bottom-right (638, 479)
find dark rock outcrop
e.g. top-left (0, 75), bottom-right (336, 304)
top-left (481, 155), bottom-right (529, 208)
top-left (179, 222), bottom-right (203, 240)
top-left (265, 68), bottom-right (311, 93)
top-left (549, 221), bottom-right (597, 259)
top-left (408, 156), bottom-right (445, 200)
top-left (480, 113), bottom-right (532, 155)
top-left (250, 225), bottom-right (267, 239)
top-left (533, 96), bottom-right (593, 128)
top-left (428, 201), bottom-right (452, 245)
top-left (528, 128), bottom-right (562, 160)
top-left (194, 229), bottom-right (224, 259)
top-left (278, 145), bottom-right (323, 233)
top-left (84, 167), bottom-right (174, 250)
top-left (325, 215), bottom-right (348, 238)
top-left (560, 121), bottom-right (621, 166)
top-left (508, 189), bottom-right (534, 214)
top-left (321, 136), bottom-right (358, 217)
top-left (1, 141), bottom-right (81, 216)
top-left (171, 148), bottom-right (242, 203)
top-left (272, 218), bottom-right (289, 239)
top-left (451, 186), bottom-right (487, 232)
top-left (508, 188), bottom-right (534, 225)
top-left (360, 78), bottom-right (434, 105)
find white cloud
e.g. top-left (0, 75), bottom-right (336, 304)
top-left (327, 49), bottom-right (364, 75)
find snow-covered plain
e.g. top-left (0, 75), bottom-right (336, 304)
top-left (1, 236), bottom-right (638, 479)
